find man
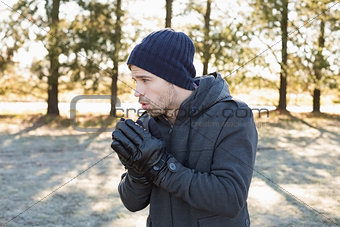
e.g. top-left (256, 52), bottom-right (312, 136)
top-left (111, 28), bottom-right (257, 227)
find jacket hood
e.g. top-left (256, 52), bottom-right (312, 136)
top-left (177, 72), bottom-right (232, 120)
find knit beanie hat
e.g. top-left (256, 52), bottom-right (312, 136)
top-left (127, 28), bottom-right (196, 90)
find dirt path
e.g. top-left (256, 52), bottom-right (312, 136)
top-left (0, 113), bottom-right (339, 226)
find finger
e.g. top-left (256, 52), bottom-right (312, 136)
top-left (114, 118), bottom-right (125, 130)
top-left (117, 153), bottom-right (131, 168)
top-left (112, 130), bottom-right (137, 154)
top-left (125, 119), bottom-right (149, 140)
top-left (136, 119), bottom-right (144, 127)
top-left (118, 121), bottom-right (143, 146)
top-left (111, 139), bottom-right (131, 160)
top-left (117, 153), bottom-right (128, 164)
top-left (112, 119), bottom-right (125, 139)
top-left (118, 153), bottom-right (134, 169)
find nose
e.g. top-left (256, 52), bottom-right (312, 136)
top-left (134, 82), bottom-right (144, 97)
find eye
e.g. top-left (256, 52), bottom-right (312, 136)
top-left (142, 79), bottom-right (149, 83)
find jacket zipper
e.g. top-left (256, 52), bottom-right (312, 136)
top-left (168, 122), bottom-right (174, 226)
top-left (163, 115), bottom-right (174, 226)
top-left (162, 116), bottom-right (173, 134)
top-left (168, 124), bottom-right (173, 134)
top-left (170, 193), bottom-right (174, 227)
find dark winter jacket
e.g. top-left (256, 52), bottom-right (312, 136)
top-left (118, 72), bottom-right (258, 227)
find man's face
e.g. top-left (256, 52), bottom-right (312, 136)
top-left (131, 65), bottom-right (177, 118)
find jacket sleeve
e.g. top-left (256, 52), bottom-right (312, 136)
top-left (117, 112), bottom-right (154, 212)
top-left (118, 172), bottom-right (153, 212)
top-left (155, 106), bottom-right (258, 218)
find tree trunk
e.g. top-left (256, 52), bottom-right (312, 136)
top-left (110, 66), bottom-right (118, 116)
top-left (277, 0), bottom-right (288, 112)
top-left (165, 0), bottom-right (173, 28)
top-left (110, 0), bottom-right (122, 116)
top-left (312, 15), bottom-right (325, 113)
top-left (47, 0), bottom-right (60, 116)
top-left (47, 61), bottom-right (59, 115)
top-left (202, 0), bottom-right (211, 75)
top-left (312, 88), bottom-right (320, 113)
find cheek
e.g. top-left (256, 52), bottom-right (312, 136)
top-left (144, 89), bottom-right (159, 106)
top-left (151, 94), bottom-right (166, 109)
top-left (145, 81), bottom-right (170, 108)
top-left (147, 85), bottom-right (164, 99)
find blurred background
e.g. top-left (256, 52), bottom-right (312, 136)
top-left (0, 0), bottom-right (339, 226)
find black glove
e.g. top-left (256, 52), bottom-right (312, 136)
top-left (111, 119), bottom-right (150, 184)
top-left (112, 119), bottom-right (170, 181)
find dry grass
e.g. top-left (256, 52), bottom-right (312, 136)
top-left (0, 111), bottom-right (339, 226)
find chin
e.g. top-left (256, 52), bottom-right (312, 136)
top-left (147, 108), bottom-right (163, 118)
top-left (147, 111), bottom-right (161, 118)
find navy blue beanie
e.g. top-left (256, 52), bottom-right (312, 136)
top-left (127, 28), bottom-right (196, 90)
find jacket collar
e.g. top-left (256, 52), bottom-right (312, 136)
top-left (174, 72), bottom-right (232, 122)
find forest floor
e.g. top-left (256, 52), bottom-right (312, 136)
top-left (0, 111), bottom-right (339, 227)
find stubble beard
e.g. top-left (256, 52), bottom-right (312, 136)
top-left (147, 84), bottom-right (178, 120)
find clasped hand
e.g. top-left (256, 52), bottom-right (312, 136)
top-left (111, 119), bottom-right (167, 181)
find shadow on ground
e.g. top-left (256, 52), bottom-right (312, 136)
top-left (0, 116), bottom-right (147, 227)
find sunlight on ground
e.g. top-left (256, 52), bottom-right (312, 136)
top-left (91, 201), bottom-right (113, 213)
top-left (281, 184), bottom-right (340, 216)
top-left (248, 179), bottom-right (283, 209)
